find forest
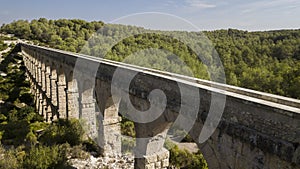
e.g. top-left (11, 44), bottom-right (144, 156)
top-left (0, 18), bottom-right (299, 169)
top-left (1, 18), bottom-right (300, 99)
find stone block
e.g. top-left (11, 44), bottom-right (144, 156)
top-left (144, 154), bottom-right (157, 164)
top-left (155, 161), bottom-right (161, 168)
top-left (145, 163), bottom-right (155, 169)
top-left (162, 159), bottom-right (169, 167)
top-left (157, 148), bottom-right (169, 161)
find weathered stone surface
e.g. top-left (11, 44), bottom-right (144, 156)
top-left (161, 159), bottom-right (169, 167)
top-left (68, 154), bottom-right (134, 169)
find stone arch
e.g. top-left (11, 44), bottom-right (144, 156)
top-left (94, 79), bottom-right (120, 119)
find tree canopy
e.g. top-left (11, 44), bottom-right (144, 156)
top-left (1, 19), bottom-right (299, 99)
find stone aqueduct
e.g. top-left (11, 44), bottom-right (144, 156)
top-left (17, 43), bottom-right (300, 169)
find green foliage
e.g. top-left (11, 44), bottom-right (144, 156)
top-left (121, 137), bottom-right (135, 154)
top-left (121, 117), bottom-right (135, 137)
top-left (1, 18), bottom-right (104, 52)
top-left (67, 144), bottom-right (90, 160)
top-left (22, 144), bottom-right (68, 169)
top-left (8, 106), bottom-right (43, 122)
top-left (25, 131), bottom-right (38, 145)
top-left (0, 44), bottom-right (90, 169)
top-left (204, 29), bottom-right (300, 98)
top-left (39, 119), bottom-right (84, 146)
top-left (0, 146), bottom-right (22, 169)
top-left (82, 138), bottom-right (101, 157)
top-left (2, 19), bottom-right (300, 98)
top-left (0, 39), bottom-right (8, 51)
top-left (165, 140), bottom-right (208, 169)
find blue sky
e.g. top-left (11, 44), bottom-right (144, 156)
top-left (0, 0), bottom-right (299, 31)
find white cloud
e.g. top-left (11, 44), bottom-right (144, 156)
top-left (185, 0), bottom-right (216, 9)
top-left (241, 0), bottom-right (300, 14)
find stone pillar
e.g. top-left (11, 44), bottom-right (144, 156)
top-left (37, 60), bottom-right (42, 88)
top-left (50, 67), bottom-right (58, 120)
top-left (45, 65), bottom-right (52, 122)
top-left (41, 62), bottom-right (47, 119)
top-left (98, 98), bottom-right (122, 157)
top-left (35, 85), bottom-right (40, 111)
top-left (36, 60), bottom-right (44, 115)
top-left (26, 58), bottom-right (35, 96)
top-left (32, 58), bottom-right (37, 79)
top-left (41, 63), bottom-right (46, 93)
top-left (31, 59), bottom-right (34, 74)
top-left (24, 57), bottom-right (29, 75)
top-left (31, 59), bottom-right (35, 76)
top-left (28, 58), bottom-right (32, 75)
top-left (32, 59), bottom-right (38, 110)
top-left (67, 87), bottom-right (79, 119)
top-left (134, 124), bottom-right (170, 169)
top-left (57, 73), bottom-right (67, 119)
top-left (29, 77), bottom-right (35, 97)
top-left (94, 81), bottom-right (122, 157)
top-left (80, 98), bottom-right (97, 139)
top-left (32, 58), bottom-right (39, 104)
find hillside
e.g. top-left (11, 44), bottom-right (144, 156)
top-left (1, 18), bottom-right (299, 99)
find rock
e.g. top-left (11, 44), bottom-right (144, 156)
top-left (69, 154), bottom-right (134, 169)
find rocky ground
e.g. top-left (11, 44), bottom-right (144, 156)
top-left (69, 154), bottom-right (134, 169)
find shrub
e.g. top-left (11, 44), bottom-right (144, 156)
top-left (0, 114), bottom-right (7, 123)
top-left (121, 137), bottom-right (135, 154)
top-left (82, 138), bottom-right (101, 157)
top-left (39, 119), bottom-right (84, 146)
top-left (0, 120), bottom-right (30, 146)
top-left (68, 144), bottom-right (90, 160)
top-left (22, 144), bottom-right (68, 169)
top-left (25, 131), bottom-right (38, 145)
top-left (0, 145), bottom-right (22, 169)
top-left (165, 140), bottom-right (208, 169)
top-left (121, 118), bottom-right (135, 137)
top-left (19, 92), bottom-right (33, 105)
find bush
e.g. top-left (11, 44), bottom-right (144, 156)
top-left (39, 119), bottom-right (84, 146)
top-left (68, 144), bottom-right (90, 160)
top-left (19, 92), bottom-right (34, 105)
top-left (8, 106), bottom-right (43, 123)
top-left (0, 114), bottom-right (7, 123)
top-left (82, 138), bottom-right (101, 157)
top-left (25, 131), bottom-right (38, 145)
top-left (0, 120), bottom-right (30, 146)
top-left (0, 146), bottom-right (21, 169)
top-left (23, 144), bottom-right (68, 169)
top-left (121, 118), bottom-right (135, 137)
top-left (0, 42), bottom-right (8, 51)
top-left (165, 140), bottom-right (208, 169)
top-left (121, 137), bottom-right (135, 154)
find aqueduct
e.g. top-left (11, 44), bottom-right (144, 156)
top-left (19, 43), bottom-right (300, 169)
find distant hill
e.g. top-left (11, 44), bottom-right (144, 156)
top-left (1, 18), bottom-right (299, 99)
